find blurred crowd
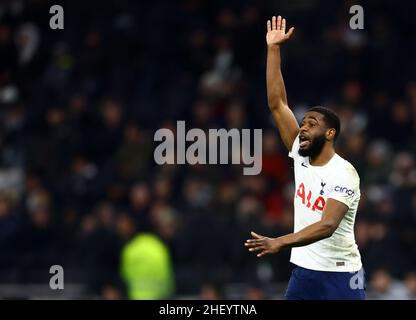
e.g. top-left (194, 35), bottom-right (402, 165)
top-left (0, 0), bottom-right (415, 299)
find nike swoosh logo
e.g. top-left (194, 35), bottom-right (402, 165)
top-left (301, 163), bottom-right (308, 168)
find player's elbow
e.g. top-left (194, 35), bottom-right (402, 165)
top-left (320, 221), bottom-right (337, 238)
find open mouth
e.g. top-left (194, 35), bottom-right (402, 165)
top-left (299, 134), bottom-right (310, 149)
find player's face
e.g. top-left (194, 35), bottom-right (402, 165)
top-left (298, 112), bottom-right (327, 158)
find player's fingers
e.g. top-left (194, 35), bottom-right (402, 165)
top-left (249, 246), bottom-right (264, 252)
top-left (277, 15), bottom-right (282, 30)
top-left (251, 231), bottom-right (264, 239)
top-left (286, 27), bottom-right (295, 38)
top-left (245, 241), bottom-right (257, 248)
top-left (272, 16), bottom-right (276, 30)
top-left (282, 18), bottom-right (286, 32)
top-left (245, 240), bottom-right (263, 247)
top-left (246, 238), bottom-right (263, 243)
top-left (257, 250), bottom-right (269, 258)
top-left (267, 20), bottom-right (271, 32)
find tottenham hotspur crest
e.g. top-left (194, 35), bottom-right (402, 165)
top-left (320, 181), bottom-right (326, 195)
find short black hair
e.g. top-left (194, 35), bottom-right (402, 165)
top-left (307, 106), bottom-right (341, 140)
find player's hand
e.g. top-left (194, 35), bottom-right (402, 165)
top-left (245, 231), bottom-right (283, 258)
top-left (266, 15), bottom-right (294, 47)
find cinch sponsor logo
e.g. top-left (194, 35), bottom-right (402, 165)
top-left (334, 185), bottom-right (354, 196)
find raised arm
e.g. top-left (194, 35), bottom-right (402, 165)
top-left (266, 16), bottom-right (299, 150)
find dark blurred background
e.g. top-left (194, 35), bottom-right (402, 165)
top-left (0, 0), bottom-right (415, 299)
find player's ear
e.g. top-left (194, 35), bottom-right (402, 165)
top-left (326, 128), bottom-right (336, 141)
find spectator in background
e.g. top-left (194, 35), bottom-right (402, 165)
top-left (100, 284), bottom-right (124, 300)
top-left (244, 283), bottom-right (267, 300)
top-left (114, 122), bottom-right (153, 182)
top-left (18, 188), bottom-right (59, 282)
top-left (200, 282), bottom-right (225, 300)
top-left (0, 191), bottom-right (20, 281)
top-left (88, 97), bottom-right (125, 166)
top-left (120, 232), bottom-right (174, 300)
top-left (75, 203), bottom-right (120, 293)
top-left (368, 269), bottom-right (408, 300)
top-left (404, 272), bottom-right (416, 300)
top-left (388, 101), bottom-right (414, 149)
top-left (362, 140), bottom-right (392, 185)
top-left (129, 181), bottom-right (152, 230)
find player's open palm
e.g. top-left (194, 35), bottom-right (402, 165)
top-left (245, 231), bottom-right (282, 258)
top-left (266, 15), bottom-right (294, 46)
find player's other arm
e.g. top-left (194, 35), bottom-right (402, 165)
top-left (245, 199), bottom-right (347, 257)
top-left (266, 16), bottom-right (299, 151)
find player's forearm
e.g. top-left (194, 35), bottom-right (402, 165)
top-left (277, 221), bottom-right (335, 249)
top-left (266, 45), bottom-right (289, 110)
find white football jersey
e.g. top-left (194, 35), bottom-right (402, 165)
top-left (288, 134), bottom-right (362, 272)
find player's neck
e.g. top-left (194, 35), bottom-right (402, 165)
top-left (309, 144), bottom-right (336, 166)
